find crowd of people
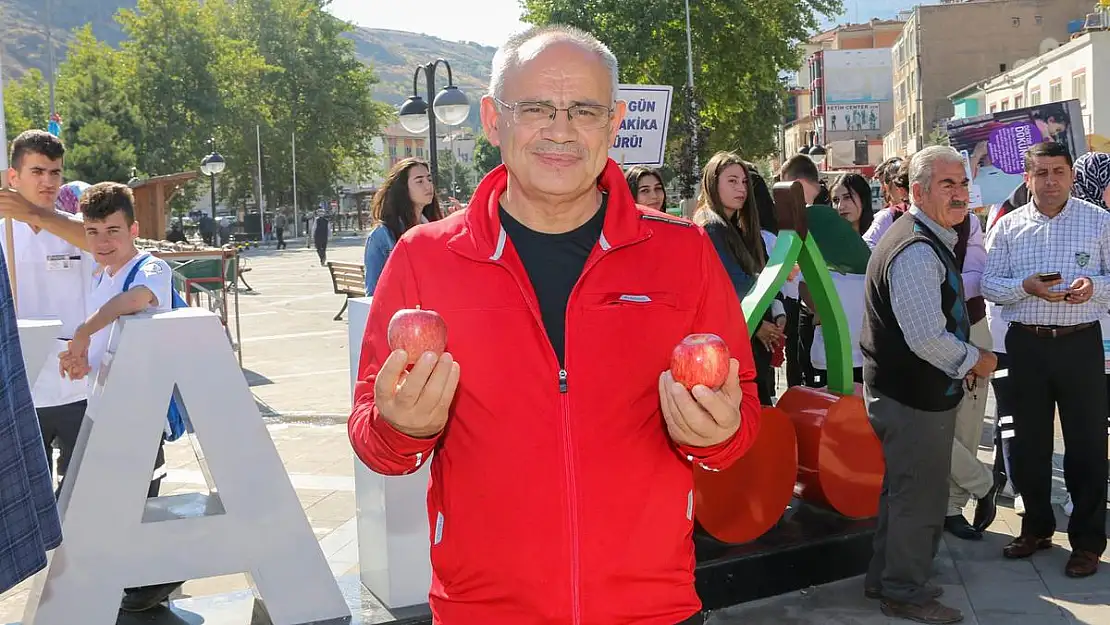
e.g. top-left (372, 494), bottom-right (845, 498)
top-left (350, 23), bottom-right (1108, 625)
top-left (1, 18), bottom-right (1107, 625)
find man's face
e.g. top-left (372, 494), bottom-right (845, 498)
top-left (913, 160), bottom-right (970, 229)
top-left (1024, 155), bottom-right (1073, 209)
top-left (481, 40), bottom-right (626, 199)
top-left (8, 152), bottom-right (63, 210)
top-left (84, 211), bottom-right (137, 268)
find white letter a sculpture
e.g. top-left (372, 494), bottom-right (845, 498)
top-left (22, 308), bottom-right (350, 624)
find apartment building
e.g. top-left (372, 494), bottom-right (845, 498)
top-left (887, 0), bottom-right (1092, 158)
top-left (781, 19), bottom-right (903, 170)
top-left (951, 28), bottom-right (1110, 150)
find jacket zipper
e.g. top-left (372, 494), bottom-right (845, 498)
top-left (483, 231), bottom-right (648, 625)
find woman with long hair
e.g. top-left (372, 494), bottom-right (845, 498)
top-left (805, 173), bottom-right (873, 386)
top-left (694, 151), bottom-right (784, 405)
top-left (863, 162), bottom-right (910, 248)
top-left (625, 166), bottom-right (667, 212)
top-left (363, 158), bottom-right (443, 294)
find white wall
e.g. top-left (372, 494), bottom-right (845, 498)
top-left (981, 32), bottom-right (1106, 136)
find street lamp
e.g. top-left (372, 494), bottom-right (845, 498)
top-left (200, 140), bottom-right (226, 220)
top-left (807, 144), bottom-right (827, 167)
top-left (398, 59), bottom-right (471, 188)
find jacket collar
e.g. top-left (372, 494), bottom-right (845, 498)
top-left (449, 158), bottom-right (650, 261)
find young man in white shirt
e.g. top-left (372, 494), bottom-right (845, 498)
top-left (52, 182), bottom-right (182, 612)
top-left (2, 130), bottom-right (94, 495)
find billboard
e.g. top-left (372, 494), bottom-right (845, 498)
top-left (946, 99), bottom-right (1087, 210)
top-left (823, 49), bottom-right (894, 105)
top-left (827, 103), bottom-right (881, 132)
top-left (610, 84), bottom-right (673, 167)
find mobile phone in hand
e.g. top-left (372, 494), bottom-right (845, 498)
top-left (1038, 272), bottom-right (1062, 282)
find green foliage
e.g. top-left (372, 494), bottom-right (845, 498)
top-left (473, 134), bottom-right (501, 177)
top-left (520, 0), bottom-right (842, 160)
top-left (437, 149), bottom-right (474, 200)
top-left (9, 0), bottom-right (389, 217)
top-left (65, 119), bottom-right (137, 183)
top-left (2, 68), bottom-right (49, 138)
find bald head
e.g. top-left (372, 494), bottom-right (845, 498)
top-left (489, 25), bottom-right (619, 104)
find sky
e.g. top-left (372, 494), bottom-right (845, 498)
top-left (327, 0), bottom-right (530, 47)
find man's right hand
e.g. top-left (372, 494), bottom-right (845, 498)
top-left (1022, 274), bottom-right (1066, 302)
top-left (373, 349), bottom-right (461, 439)
top-left (970, 348), bottom-right (997, 379)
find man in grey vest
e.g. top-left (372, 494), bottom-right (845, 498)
top-left (860, 146), bottom-right (998, 624)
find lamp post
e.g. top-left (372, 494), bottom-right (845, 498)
top-left (808, 144), bottom-right (827, 169)
top-left (398, 59), bottom-right (471, 191)
top-left (200, 140), bottom-right (226, 219)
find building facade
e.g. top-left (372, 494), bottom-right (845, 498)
top-left (950, 29), bottom-right (1110, 149)
top-left (887, 0), bottom-right (1093, 158)
top-left (380, 122), bottom-right (429, 170)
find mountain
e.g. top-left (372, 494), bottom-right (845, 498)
top-left (350, 28), bottom-right (494, 129)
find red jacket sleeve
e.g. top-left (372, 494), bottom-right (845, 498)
top-left (348, 240), bottom-right (441, 475)
top-left (674, 231), bottom-right (762, 471)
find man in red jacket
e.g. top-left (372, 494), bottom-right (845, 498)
top-left (349, 24), bottom-right (761, 625)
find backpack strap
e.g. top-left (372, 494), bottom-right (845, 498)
top-left (121, 254), bottom-right (153, 292)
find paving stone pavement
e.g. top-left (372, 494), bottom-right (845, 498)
top-left (2, 238), bottom-right (1108, 624)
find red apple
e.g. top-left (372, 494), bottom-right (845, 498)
top-left (670, 333), bottom-right (730, 391)
top-left (387, 308), bottom-right (448, 365)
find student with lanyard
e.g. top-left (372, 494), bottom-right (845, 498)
top-left (0, 131), bottom-right (94, 496)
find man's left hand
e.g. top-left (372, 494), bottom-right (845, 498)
top-left (1065, 277), bottom-right (1094, 304)
top-left (659, 358), bottom-right (742, 449)
top-left (58, 329), bottom-right (92, 381)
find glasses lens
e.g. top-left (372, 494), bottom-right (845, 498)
top-left (515, 103), bottom-right (556, 127)
top-left (569, 104), bottom-right (612, 129)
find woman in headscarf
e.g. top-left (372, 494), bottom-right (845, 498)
top-left (1073, 152), bottom-right (1110, 210)
top-left (1067, 151), bottom-right (1110, 519)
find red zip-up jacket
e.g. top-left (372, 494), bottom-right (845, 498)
top-left (350, 159), bottom-right (761, 625)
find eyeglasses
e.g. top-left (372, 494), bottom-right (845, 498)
top-left (494, 98), bottom-right (614, 130)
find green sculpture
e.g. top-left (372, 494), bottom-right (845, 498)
top-left (740, 182), bottom-right (871, 397)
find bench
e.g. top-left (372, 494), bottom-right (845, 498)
top-left (326, 261), bottom-right (366, 321)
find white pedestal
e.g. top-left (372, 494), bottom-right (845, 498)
top-left (349, 297), bottom-right (432, 610)
top-left (17, 319), bottom-right (64, 384)
top-left (23, 308), bottom-right (350, 625)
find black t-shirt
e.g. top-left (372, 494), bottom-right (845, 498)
top-left (499, 196), bottom-right (607, 367)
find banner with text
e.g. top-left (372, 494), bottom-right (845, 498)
top-left (827, 104), bottom-right (881, 132)
top-left (947, 99), bottom-right (1087, 210)
top-left (611, 84), bottom-right (673, 167)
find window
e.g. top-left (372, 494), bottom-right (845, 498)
top-left (416, 147), bottom-right (424, 158)
top-left (990, 104), bottom-right (998, 113)
top-left (1073, 71), bottom-right (1087, 105)
top-left (1049, 79), bottom-right (1063, 102)
top-left (1030, 88), bottom-right (1042, 106)
top-left (1001, 99), bottom-right (1010, 111)
top-left (999, 63), bottom-right (1007, 73)
top-left (1014, 94), bottom-right (1023, 109)
top-left (1011, 17), bottom-right (1020, 27)
top-left (405, 146), bottom-right (413, 157)
top-left (1035, 15), bottom-right (1043, 25)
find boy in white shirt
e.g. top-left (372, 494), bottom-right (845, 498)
top-left (53, 182), bottom-right (182, 612)
top-left (1, 130), bottom-right (93, 495)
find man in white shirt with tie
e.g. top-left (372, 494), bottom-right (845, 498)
top-left (982, 141), bottom-right (1109, 579)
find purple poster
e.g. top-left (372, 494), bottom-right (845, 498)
top-left (988, 122), bottom-right (1043, 174)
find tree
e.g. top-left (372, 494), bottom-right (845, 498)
top-left (473, 134), bottom-right (502, 177)
top-left (437, 149), bottom-right (475, 200)
top-left (929, 123), bottom-right (950, 147)
top-left (65, 120), bottom-right (138, 183)
top-left (56, 26), bottom-right (140, 182)
top-left (3, 69), bottom-right (50, 138)
top-left (520, 0), bottom-right (842, 161)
